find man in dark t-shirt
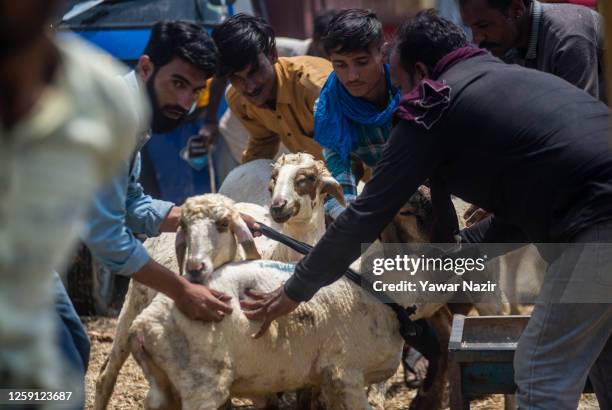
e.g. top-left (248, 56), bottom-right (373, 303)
top-left (241, 11), bottom-right (612, 410)
top-left (459, 0), bottom-right (605, 101)
top-left (459, 0), bottom-right (605, 224)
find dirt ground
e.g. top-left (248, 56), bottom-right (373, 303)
top-left (83, 317), bottom-right (600, 410)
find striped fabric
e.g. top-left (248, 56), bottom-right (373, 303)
top-left (323, 121), bottom-right (393, 219)
top-left (525, 0), bottom-right (543, 60)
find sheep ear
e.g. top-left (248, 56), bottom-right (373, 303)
top-left (230, 214), bottom-right (261, 260)
top-left (319, 176), bottom-right (346, 207)
top-left (175, 228), bottom-right (186, 276)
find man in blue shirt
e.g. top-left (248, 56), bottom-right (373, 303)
top-left (83, 21), bottom-right (233, 327)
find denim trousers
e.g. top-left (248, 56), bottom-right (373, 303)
top-left (54, 273), bottom-right (90, 409)
top-left (513, 223), bottom-right (612, 409)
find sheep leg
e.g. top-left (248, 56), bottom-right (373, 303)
top-left (320, 367), bottom-right (371, 410)
top-left (296, 388), bottom-right (325, 410)
top-left (500, 250), bottom-right (523, 315)
top-left (129, 323), bottom-right (233, 410)
top-left (472, 259), bottom-right (505, 316)
top-left (410, 307), bottom-right (452, 410)
top-left (129, 330), bottom-right (181, 410)
top-left (94, 281), bottom-right (157, 410)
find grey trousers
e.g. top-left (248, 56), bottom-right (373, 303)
top-left (514, 222), bottom-right (612, 409)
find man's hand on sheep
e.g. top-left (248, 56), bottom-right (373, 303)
top-left (241, 287), bottom-right (299, 338)
top-left (133, 259), bottom-right (233, 322)
top-left (174, 282), bottom-right (234, 322)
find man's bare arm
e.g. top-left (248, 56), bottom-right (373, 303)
top-left (132, 259), bottom-right (233, 322)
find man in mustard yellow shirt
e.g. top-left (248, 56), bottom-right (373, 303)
top-left (213, 14), bottom-right (332, 163)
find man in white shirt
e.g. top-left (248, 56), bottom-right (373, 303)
top-left (0, 0), bottom-right (144, 404)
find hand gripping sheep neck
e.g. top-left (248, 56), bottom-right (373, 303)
top-left (254, 221), bottom-right (441, 385)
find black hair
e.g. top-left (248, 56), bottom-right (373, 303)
top-left (323, 9), bottom-right (383, 55)
top-left (143, 20), bottom-right (217, 77)
top-left (312, 9), bottom-right (341, 41)
top-left (394, 9), bottom-right (468, 76)
top-left (212, 13), bottom-right (276, 77)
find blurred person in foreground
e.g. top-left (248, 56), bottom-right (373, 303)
top-left (241, 10), bottom-right (612, 409)
top-left (0, 0), bottom-right (143, 404)
top-left (81, 21), bottom-right (236, 325)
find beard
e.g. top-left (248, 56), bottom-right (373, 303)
top-left (146, 71), bottom-right (188, 134)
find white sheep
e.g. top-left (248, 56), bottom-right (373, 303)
top-left (225, 153), bottom-right (349, 408)
top-left (94, 153), bottom-right (345, 409)
top-left (98, 154), bottom-right (506, 410)
top-left (237, 153), bottom-right (345, 263)
top-left (127, 214), bottom-right (473, 410)
top-left (230, 156), bottom-right (492, 409)
top-left (93, 194), bottom-right (259, 410)
top-left (129, 260), bottom-right (405, 410)
top-left (125, 185), bottom-right (469, 410)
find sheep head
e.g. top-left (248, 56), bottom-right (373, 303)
top-left (380, 186), bottom-right (434, 244)
top-left (267, 152), bottom-right (344, 224)
top-left (176, 194), bottom-right (260, 284)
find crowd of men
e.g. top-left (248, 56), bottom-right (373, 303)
top-left (0, 0), bottom-right (610, 409)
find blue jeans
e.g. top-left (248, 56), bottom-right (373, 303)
top-left (461, 220), bottom-right (612, 408)
top-left (512, 223), bottom-right (612, 409)
top-left (54, 273), bottom-right (90, 409)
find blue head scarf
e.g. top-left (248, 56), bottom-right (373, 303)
top-left (314, 64), bottom-right (400, 160)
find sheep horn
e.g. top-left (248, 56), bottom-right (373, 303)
top-left (230, 214), bottom-right (261, 260)
top-left (175, 228), bottom-right (187, 275)
top-left (319, 176), bottom-right (346, 207)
